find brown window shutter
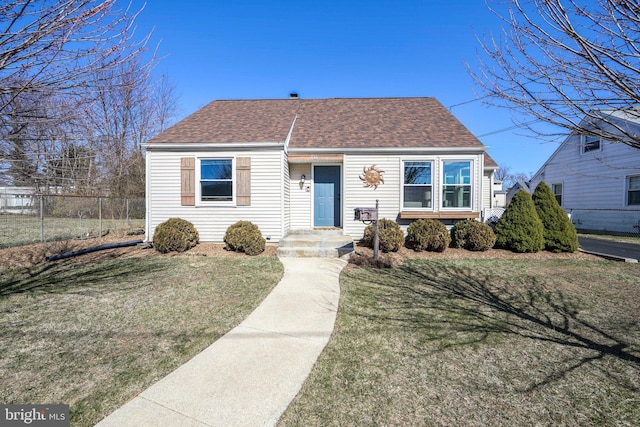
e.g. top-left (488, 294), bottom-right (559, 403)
top-left (181, 157), bottom-right (195, 206)
top-left (236, 157), bottom-right (251, 206)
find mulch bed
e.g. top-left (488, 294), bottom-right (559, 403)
top-left (0, 236), bottom-right (598, 270)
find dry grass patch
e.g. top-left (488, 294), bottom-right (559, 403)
top-left (280, 258), bottom-right (640, 426)
top-left (0, 246), bottom-right (283, 426)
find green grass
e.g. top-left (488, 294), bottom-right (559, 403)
top-left (279, 259), bottom-right (640, 426)
top-left (0, 254), bottom-right (283, 426)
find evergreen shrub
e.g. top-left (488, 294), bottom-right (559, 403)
top-left (224, 220), bottom-right (266, 256)
top-left (532, 182), bottom-right (579, 252)
top-left (153, 218), bottom-right (199, 253)
top-left (451, 219), bottom-right (475, 248)
top-left (451, 219), bottom-right (496, 251)
top-left (361, 219), bottom-right (405, 252)
top-left (494, 190), bottom-right (545, 253)
top-left (405, 218), bottom-right (450, 252)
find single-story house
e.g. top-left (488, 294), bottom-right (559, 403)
top-left (142, 97), bottom-right (499, 243)
top-left (0, 186), bottom-right (38, 215)
top-left (528, 110), bottom-right (640, 235)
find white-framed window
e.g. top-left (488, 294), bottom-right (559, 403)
top-left (402, 161), bottom-right (432, 209)
top-left (628, 175), bottom-right (640, 206)
top-left (582, 135), bottom-right (601, 153)
top-left (552, 183), bottom-right (563, 206)
top-left (442, 160), bottom-right (471, 208)
top-left (200, 158), bottom-right (233, 202)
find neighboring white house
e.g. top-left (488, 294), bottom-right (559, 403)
top-left (142, 97), bottom-right (499, 242)
top-left (0, 187), bottom-right (38, 215)
top-left (505, 180), bottom-right (531, 206)
top-left (492, 180), bottom-right (506, 208)
top-left (528, 110), bottom-right (640, 235)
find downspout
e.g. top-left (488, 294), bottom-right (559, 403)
top-left (145, 149), bottom-right (151, 242)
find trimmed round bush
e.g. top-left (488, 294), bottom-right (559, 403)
top-left (361, 218), bottom-right (405, 252)
top-left (494, 190), bottom-right (545, 253)
top-left (153, 218), bottom-right (199, 253)
top-left (224, 220), bottom-right (266, 256)
top-left (405, 218), bottom-right (450, 252)
top-left (451, 219), bottom-right (475, 248)
top-left (452, 219), bottom-right (496, 251)
top-left (532, 182), bottom-right (578, 253)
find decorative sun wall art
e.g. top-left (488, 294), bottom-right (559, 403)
top-left (359, 165), bottom-right (385, 189)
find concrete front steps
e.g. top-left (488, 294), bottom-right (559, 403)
top-left (277, 229), bottom-right (354, 258)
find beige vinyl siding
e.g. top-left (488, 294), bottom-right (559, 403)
top-left (344, 153), bottom-right (485, 239)
top-left (289, 163), bottom-right (312, 230)
top-left (282, 151), bottom-right (290, 235)
top-left (147, 149), bottom-right (285, 242)
top-left (343, 155), bottom-right (402, 239)
top-left (482, 171), bottom-right (492, 209)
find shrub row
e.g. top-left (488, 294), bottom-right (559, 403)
top-left (152, 181), bottom-right (576, 256)
top-left (361, 218), bottom-right (494, 253)
top-left (153, 219), bottom-right (265, 255)
top-left (361, 181), bottom-right (576, 254)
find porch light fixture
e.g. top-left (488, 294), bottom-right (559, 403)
top-left (300, 174), bottom-right (306, 185)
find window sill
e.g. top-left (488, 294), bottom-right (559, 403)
top-left (399, 211), bottom-right (480, 220)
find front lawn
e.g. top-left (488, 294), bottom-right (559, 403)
top-left (0, 252), bottom-right (283, 426)
top-left (280, 258), bottom-right (640, 426)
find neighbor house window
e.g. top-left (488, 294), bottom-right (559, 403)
top-left (403, 161), bottom-right (432, 208)
top-left (442, 161), bottom-right (471, 208)
top-left (200, 159), bottom-right (233, 201)
top-left (628, 175), bottom-right (640, 206)
top-left (582, 135), bottom-right (601, 153)
top-left (552, 183), bottom-right (563, 206)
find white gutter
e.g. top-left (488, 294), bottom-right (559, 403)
top-left (142, 141), bottom-right (285, 151)
top-left (288, 146), bottom-right (488, 154)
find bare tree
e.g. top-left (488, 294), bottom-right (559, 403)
top-left (0, 1), bottom-right (178, 195)
top-left (0, 0), bottom-right (150, 115)
top-left (471, 0), bottom-right (640, 149)
top-left (86, 59), bottom-right (178, 197)
top-left (494, 165), bottom-right (511, 183)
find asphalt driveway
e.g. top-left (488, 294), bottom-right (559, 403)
top-left (578, 236), bottom-right (640, 262)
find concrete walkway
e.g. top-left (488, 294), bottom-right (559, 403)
top-left (95, 257), bottom-right (347, 427)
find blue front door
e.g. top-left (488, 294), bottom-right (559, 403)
top-left (314, 166), bottom-right (341, 227)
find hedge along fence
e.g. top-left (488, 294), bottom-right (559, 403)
top-left (0, 194), bottom-right (145, 249)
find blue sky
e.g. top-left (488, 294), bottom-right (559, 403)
top-left (131, 0), bottom-right (562, 177)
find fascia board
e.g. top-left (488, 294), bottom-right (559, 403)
top-left (142, 142), bottom-right (284, 151)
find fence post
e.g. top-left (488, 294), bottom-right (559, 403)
top-left (99, 197), bottom-right (103, 238)
top-left (40, 195), bottom-right (44, 243)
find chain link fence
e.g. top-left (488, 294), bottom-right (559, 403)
top-left (483, 206), bottom-right (640, 238)
top-left (568, 208), bottom-right (640, 238)
top-left (0, 193), bottom-right (145, 249)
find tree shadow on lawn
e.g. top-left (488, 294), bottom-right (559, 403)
top-left (0, 256), bottom-right (167, 297)
top-left (346, 261), bottom-right (640, 392)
